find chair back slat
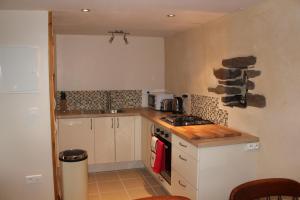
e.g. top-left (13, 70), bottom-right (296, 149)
top-left (229, 178), bottom-right (300, 200)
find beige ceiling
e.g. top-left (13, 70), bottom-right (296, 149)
top-left (0, 0), bottom-right (262, 36)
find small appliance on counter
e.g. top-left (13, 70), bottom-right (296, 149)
top-left (60, 91), bottom-right (68, 112)
top-left (148, 92), bottom-right (174, 111)
top-left (172, 96), bottom-right (184, 114)
top-left (160, 99), bottom-right (173, 112)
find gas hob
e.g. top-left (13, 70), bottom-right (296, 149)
top-left (161, 115), bottom-right (213, 126)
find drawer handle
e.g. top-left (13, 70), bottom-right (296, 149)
top-left (178, 180), bottom-right (187, 188)
top-left (179, 155), bottom-right (187, 161)
top-left (179, 142), bottom-right (187, 148)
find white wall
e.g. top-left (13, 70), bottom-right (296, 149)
top-left (165, 0), bottom-right (300, 181)
top-left (56, 34), bottom-right (165, 91)
top-left (0, 11), bottom-right (54, 200)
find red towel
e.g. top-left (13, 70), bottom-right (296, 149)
top-left (152, 140), bottom-right (165, 173)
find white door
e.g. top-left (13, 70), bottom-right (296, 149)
top-left (115, 116), bottom-right (135, 162)
top-left (94, 117), bottom-right (115, 163)
top-left (141, 117), bottom-right (153, 169)
top-left (141, 117), bottom-right (148, 165)
top-left (58, 118), bottom-right (94, 164)
top-left (146, 119), bottom-right (154, 170)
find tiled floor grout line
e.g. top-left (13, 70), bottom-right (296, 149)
top-left (117, 171), bottom-right (133, 200)
top-left (94, 174), bottom-right (102, 200)
top-left (89, 169), bottom-right (168, 200)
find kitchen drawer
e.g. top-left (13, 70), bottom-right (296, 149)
top-left (171, 169), bottom-right (197, 200)
top-left (172, 146), bottom-right (198, 188)
top-left (172, 134), bottom-right (198, 159)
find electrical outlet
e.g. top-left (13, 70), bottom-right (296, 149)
top-left (245, 143), bottom-right (260, 151)
top-left (25, 174), bottom-right (42, 184)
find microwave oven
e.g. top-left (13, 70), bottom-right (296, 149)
top-left (148, 92), bottom-right (174, 111)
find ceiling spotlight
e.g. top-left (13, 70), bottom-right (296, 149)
top-left (124, 33), bottom-right (129, 45)
top-left (108, 30), bottom-right (130, 44)
top-left (81, 8), bottom-right (91, 12)
top-left (167, 14), bottom-right (176, 17)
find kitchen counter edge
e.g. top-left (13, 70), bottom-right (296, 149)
top-left (56, 108), bottom-right (259, 148)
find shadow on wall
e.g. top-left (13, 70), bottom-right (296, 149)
top-left (208, 56), bottom-right (266, 108)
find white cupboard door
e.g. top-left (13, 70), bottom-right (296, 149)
top-left (141, 117), bottom-right (153, 170)
top-left (146, 120), bottom-right (154, 170)
top-left (141, 117), bottom-right (148, 165)
top-left (58, 118), bottom-right (94, 164)
top-left (94, 117), bottom-right (115, 163)
top-left (115, 116), bottom-right (135, 162)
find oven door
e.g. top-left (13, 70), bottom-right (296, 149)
top-left (154, 134), bottom-right (172, 185)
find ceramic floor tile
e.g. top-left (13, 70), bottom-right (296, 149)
top-left (100, 191), bottom-right (130, 200)
top-left (95, 171), bottom-right (120, 182)
top-left (126, 187), bottom-right (156, 199)
top-left (122, 177), bottom-right (150, 189)
top-left (89, 194), bottom-right (101, 200)
top-left (89, 173), bottom-right (97, 183)
top-left (88, 182), bottom-right (99, 194)
top-left (98, 180), bottom-right (125, 193)
top-left (117, 169), bottom-right (143, 179)
top-left (152, 186), bottom-right (169, 196)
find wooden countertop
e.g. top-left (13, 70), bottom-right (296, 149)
top-left (56, 108), bottom-right (259, 148)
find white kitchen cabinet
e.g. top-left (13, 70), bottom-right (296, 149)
top-left (94, 117), bottom-right (115, 163)
top-left (58, 118), bottom-right (94, 164)
top-left (58, 116), bottom-right (138, 166)
top-left (171, 134), bottom-right (258, 200)
top-left (141, 117), bottom-right (154, 170)
top-left (94, 116), bottom-right (137, 163)
top-left (115, 116), bottom-right (135, 162)
top-left (171, 169), bottom-right (197, 200)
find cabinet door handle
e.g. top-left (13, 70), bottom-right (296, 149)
top-left (117, 118), bottom-right (119, 128)
top-left (179, 142), bottom-right (187, 148)
top-left (178, 180), bottom-right (187, 188)
top-left (179, 154), bottom-right (187, 161)
top-left (111, 118), bottom-right (114, 128)
top-left (90, 118), bottom-right (92, 130)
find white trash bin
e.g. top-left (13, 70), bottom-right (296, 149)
top-left (59, 149), bottom-right (88, 200)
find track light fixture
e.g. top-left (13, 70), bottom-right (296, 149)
top-left (109, 32), bottom-right (115, 43)
top-left (108, 30), bottom-right (130, 44)
top-left (123, 33), bottom-right (129, 44)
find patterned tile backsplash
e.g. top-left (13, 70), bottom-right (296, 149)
top-left (56, 90), bottom-right (142, 111)
top-left (191, 94), bottom-right (228, 126)
top-left (56, 90), bottom-right (227, 126)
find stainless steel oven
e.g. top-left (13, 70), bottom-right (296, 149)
top-left (153, 125), bottom-right (172, 184)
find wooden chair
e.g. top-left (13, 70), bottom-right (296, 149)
top-left (229, 178), bottom-right (300, 200)
top-left (136, 195), bottom-right (190, 200)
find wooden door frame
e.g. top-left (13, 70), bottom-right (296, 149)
top-left (48, 11), bottom-right (61, 200)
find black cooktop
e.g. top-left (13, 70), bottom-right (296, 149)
top-left (161, 115), bottom-right (213, 126)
